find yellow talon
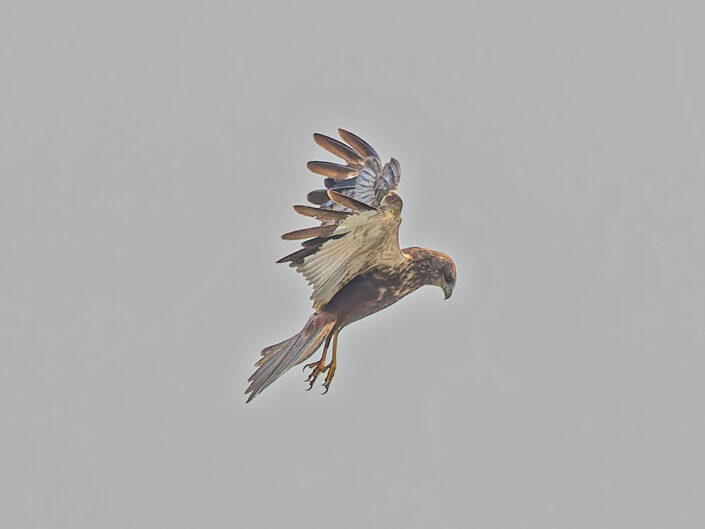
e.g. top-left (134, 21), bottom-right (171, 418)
top-left (303, 331), bottom-right (333, 390)
top-left (305, 359), bottom-right (327, 390)
top-left (303, 329), bottom-right (340, 394)
top-left (321, 330), bottom-right (339, 394)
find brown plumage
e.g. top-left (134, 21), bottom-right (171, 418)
top-left (292, 205), bottom-right (352, 222)
top-left (245, 128), bottom-right (456, 402)
top-left (312, 133), bottom-right (365, 165)
top-left (326, 189), bottom-right (376, 212)
top-left (306, 161), bottom-right (358, 180)
top-left (280, 224), bottom-right (337, 241)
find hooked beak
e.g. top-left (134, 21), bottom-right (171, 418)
top-left (442, 281), bottom-right (454, 300)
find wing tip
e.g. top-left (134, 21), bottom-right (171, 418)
top-left (306, 160), bottom-right (357, 181)
top-left (281, 224), bottom-right (337, 241)
top-left (293, 204), bottom-right (351, 221)
top-left (337, 128), bottom-right (380, 161)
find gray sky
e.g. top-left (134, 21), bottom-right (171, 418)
top-left (2, 1), bottom-right (704, 527)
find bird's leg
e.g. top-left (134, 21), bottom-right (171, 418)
top-left (322, 330), bottom-right (339, 394)
top-left (304, 331), bottom-right (333, 390)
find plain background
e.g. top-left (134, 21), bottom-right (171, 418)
top-left (2, 1), bottom-right (704, 527)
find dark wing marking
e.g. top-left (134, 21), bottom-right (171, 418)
top-left (306, 189), bottom-right (330, 205)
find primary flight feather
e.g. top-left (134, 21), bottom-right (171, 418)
top-left (245, 129), bottom-right (456, 402)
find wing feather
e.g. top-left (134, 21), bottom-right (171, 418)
top-left (327, 190), bottom-right (377, 212)
top-left (306, 161), bottom-right (358, 181)
top-left (293, 205), bottom-right (352, 221)
top-left (281, 225), bottom-right (337, 240)
top-left (278, 128), bottom-right (407, 309)
top-left (306, 189), bottom-right (330, 205)
top-left (305, 130), bottom-right (400, 212)
top-left (313, 133), bottom-right (365, 166)
top-left (292, 203), bottom-right (405, 311)
top-left (338, 128), bottom-right (380, 160)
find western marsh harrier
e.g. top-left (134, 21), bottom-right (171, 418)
top-left (246, 129), bottom-right (456, 402)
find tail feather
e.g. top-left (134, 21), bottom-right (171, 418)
top-left (245, 313), bottom-right (335, 402)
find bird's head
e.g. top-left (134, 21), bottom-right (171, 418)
top-left (435, 253), bottom-right (456, 300)
top-left (405, 247), bottom-right (456, 300)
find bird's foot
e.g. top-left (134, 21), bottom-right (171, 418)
top-left (303, 359), bottom-right (337, 393)
top-left (304, 359), bottom-right (327, 390)
top-left (322, 362), bottom-right (336, 394)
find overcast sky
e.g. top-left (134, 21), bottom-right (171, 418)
top-left (2, 1), bottom-right (704, 527)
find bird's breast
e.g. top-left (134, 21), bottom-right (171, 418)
top-left (321, 269), bottom-right (421, 327)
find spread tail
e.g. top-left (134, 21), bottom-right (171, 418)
top-left (245, 313), bottom-right (335, 403)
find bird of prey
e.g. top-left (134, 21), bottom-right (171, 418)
top-left (245, 129), bottom-right (456, 402)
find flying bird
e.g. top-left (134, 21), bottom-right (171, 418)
top-left (245, 129), bottom-right (456, 402)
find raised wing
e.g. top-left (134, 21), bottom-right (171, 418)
top-left (305, 129), bottom-right (401, 213)
top-left (277, 129), bottom-right (406, 311)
